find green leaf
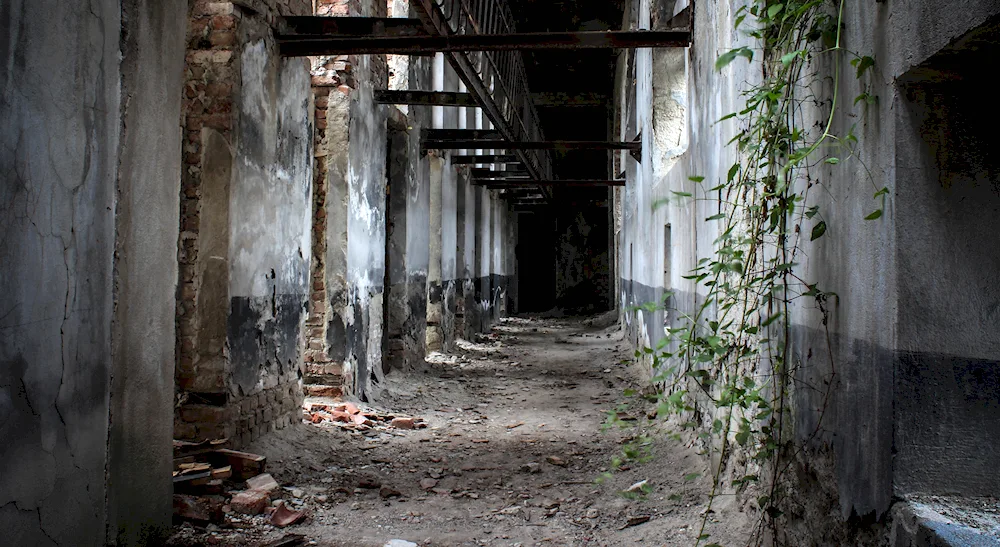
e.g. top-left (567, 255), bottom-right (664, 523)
top-left (672, 191), bottom-right (693, 198)
top-left (728, 163), bottom-right (740, 182)
top-left (715, 47), bottom-right (753, 71)
top-left (805, 205), bottom-right (820, 219)
top-left (717, 112), bottom-right (738, 123)
top-left (874, 186), bottom-right (889, 198)
top-left (853, 55), bottom-right (875, 78)
top-left (810, 221), bottom-right (827, 241)
top-left (780, 50), bottom-right (800, 66)
top-left (825, 157), bottom-right (840, 165)
top-left (865, 209), bottom-right (883, 220)
top-left (688, 175), bottom-right (705, 183)
top-left (767, 4), bottom-right (784, 18)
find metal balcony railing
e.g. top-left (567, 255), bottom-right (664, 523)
top-left (415, 0), bottom-right (552, 180)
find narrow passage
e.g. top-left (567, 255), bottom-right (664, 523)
top-left (170, 316), bottom-right (751, 546)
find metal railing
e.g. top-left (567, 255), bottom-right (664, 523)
top-left (418, 0), bottom-right (552, 180)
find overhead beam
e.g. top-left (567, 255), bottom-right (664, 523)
top-left (424, 140), bottom-right (642, 152)
top-left (470, 168), bottom-right (527, 178)
top-left (531, 92), bottom-right (609, 107)
top-left (375, 90), bottom-right (479, 107)
top-left (423, 129), bottom-right (505, 141)
top-left (477, 180), bottom-right (626, 187)
top-left (450, 154), bottom-right (520, 165)
top-left (278, 29), bottom-right (691, 56)
top-left (278, 16), bottom-right (429, 37)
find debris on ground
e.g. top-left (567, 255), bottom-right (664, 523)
top-left (168, 316), bottom-right (753, 546)
top-left (302, 402), bottom-right (428, 431)
top-left (169, 441), bottom-right (316, 544)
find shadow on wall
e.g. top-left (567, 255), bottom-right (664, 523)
top-left (893, 23), bottom-right (1000, 498)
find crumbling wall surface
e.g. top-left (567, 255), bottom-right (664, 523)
top-left (426, 155), bottom-right (445, 351)
top-left (176, 0), bottom-right (312, 446)
top-left (107, 0), bottom-right (187, 544)
top-left (620, 0), bottom-right (1000, 542)
top-left (226, 12), bottom-right (313, 441)
top-left (401, 60), bottom-right (432, 368)
top-left (1, 0), bottom-right (184, 544)
top-left (342, 0), bottom-right (390, 401)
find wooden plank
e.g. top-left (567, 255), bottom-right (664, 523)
top-left (470, 168), bottom-right (527, 178)
top-left (209, 449), bottom-right (266, 480)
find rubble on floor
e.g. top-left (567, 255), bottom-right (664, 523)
top-left (170, 440), bottom-right (315, 545)
top-left (302, 401), bottom-right (428, 432)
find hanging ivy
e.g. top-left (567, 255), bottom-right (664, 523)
top-left (608, 1), bottom-right (881, 545)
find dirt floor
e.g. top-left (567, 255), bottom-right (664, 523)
top-left (169, 315), bottom-right (753, 546)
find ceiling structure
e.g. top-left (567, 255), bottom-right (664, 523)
top-left (278, 0), bottom-right (689, 207)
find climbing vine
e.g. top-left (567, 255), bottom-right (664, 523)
top-left (607, 1), bottom-right (880, 545)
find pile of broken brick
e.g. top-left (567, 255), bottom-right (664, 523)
top-left (172, 439), bottom-right (307, 530)
top-left (302, 401), bottom-right (428, 431)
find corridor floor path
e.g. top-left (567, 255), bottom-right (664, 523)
top-left (170, 316), bottom-right (751, 547)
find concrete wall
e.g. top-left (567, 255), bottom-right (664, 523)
top-left (175, 0), bottom-right (312, 445)
top-left (227, 15), bottom-right (313, 431)
top-left (618, 0), bottom-right (1000, 538)
top-left (1, 0), bottom-right (184, 543)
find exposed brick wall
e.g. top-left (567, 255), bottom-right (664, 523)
top-left (302, 0), bottom-right (390, 398)
top-left (176, 0), bottom-right (312, 445)
top-left (176, 1), bottom-right (241, 442)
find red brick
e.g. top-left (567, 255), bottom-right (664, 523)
top-left (390, 417), bottom-right (415, 430)
top-left (230, 490), bottom-right (269, 515)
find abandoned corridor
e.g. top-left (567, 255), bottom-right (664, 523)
top-left (169, 316), bottom-right (751, 546)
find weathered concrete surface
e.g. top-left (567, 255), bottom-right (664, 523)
top-left (227, 20), bottom-right (313, 405)
top-left (107, 0), bottom-right (187, 543)
top-left (890, 500), bottom-right (1000, 547)
top-left (1, 0), bottom-right (183, 543)
top-left (617, 0), bottom-right (1000, 538)
top-left (345, 52), bottom-right (388, 401)
top-left (0, 1), bottom-right (120, 541)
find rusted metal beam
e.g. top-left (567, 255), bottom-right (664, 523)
top-left (424, 140), bottom-right (642, 152)
top-left (422, 129), bottom-right (505, 141)
top-left (470, 167), bottom-right (527, 178)
top-left (450, 154), bottom-right (520, 165)
top-left (277, 16), bottom-right (429, 37)
top-left (375, 90), bottom-right (479, 107)
top-left (278, 30), bottom-right (692, 56)
top-left (531, 92), bottom-right (609, 107)
top-left (477, 180), bottom-right (626, 187)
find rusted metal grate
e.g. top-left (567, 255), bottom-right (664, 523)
top-left (412, 0), bottom-right (552, 181)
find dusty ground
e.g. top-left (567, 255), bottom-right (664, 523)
top-left (169, 315), bottom-right (753, 546)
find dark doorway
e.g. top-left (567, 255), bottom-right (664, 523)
top-left (516, 212), bottom-right (557, 312)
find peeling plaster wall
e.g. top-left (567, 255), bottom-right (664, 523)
top-left (176, 3), bottom-right (312, 445)
top-left (1, 0), bottom-right (184, 543)
top-left (619, 0), bottom-right (1000, 540)
top-left (227, 18), bottom-right (312, 416)
top-left (401, 55), bottom-right (432, 370)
